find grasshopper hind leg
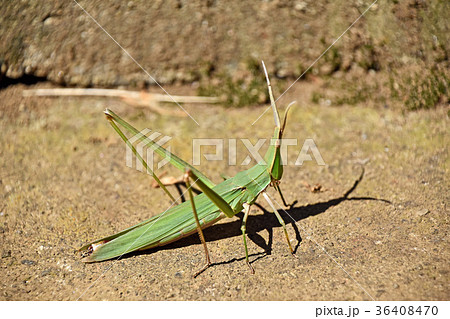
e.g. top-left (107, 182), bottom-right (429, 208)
top-left (184, 172), bottom-right (212, 278)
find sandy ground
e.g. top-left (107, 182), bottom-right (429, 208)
top-left (0, 82), bottom-right (448, 300)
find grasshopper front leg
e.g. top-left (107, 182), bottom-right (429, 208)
top-left (262, 192), bottom-right (295, 255)
top-left (273, 182), bottom-right (297, 208)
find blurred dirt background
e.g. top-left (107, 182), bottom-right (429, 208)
top-left (0, 0), bottom-right (448, 300)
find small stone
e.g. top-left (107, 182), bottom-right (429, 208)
top-left (294, 1), bottom-right (307, 12)
top-left (276, 66), bottom-right (290, 78)
top-left (356, 217), bottom-right (361, 221)
top-left (43, 17), bottom-right (59, 26)
top-left (41, 269), bottom-right (52, 277)
top-left (25, 65), bottom-right (34, 74)
top-left (21, 260), bottom-right (35, 265)
top-left (416, 209), bottom-right (430, 217)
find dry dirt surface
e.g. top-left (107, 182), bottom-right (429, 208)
top-left (0, 82), bottom-right (448, 300)
top-left (0, 0), bottom-right (449, 301)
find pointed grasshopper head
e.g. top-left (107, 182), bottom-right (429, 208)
top-left (261, 61), bottom-right (295, 182)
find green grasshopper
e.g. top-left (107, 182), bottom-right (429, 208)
top-left (80, 62), bottom-right (296, 277)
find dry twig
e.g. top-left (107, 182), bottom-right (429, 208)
top-left (23, 88), bottom-right (220, 116)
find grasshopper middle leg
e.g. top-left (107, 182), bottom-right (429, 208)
top-left (241, 203), bottom-right (255, 274)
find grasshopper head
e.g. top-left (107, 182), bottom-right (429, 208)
top-left (264, 102), bottom-right (294, 182)
top-left (261, 61), bottom-right (295, 182)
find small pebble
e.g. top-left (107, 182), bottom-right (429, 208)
top-left (416, 209), bottom-right (430, 217)
top-left (41, 269), bottom-right (52, 277)
top-left (174, 272), bottom-right (183, 278)
top-left (21, 260), bottom-right (35, 265)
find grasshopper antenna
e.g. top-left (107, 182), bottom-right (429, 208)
top-left (262, 61), bottom-right (281, 128)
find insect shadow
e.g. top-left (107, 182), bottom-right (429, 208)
top-left (129, 167), bottom-right (391, 267)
